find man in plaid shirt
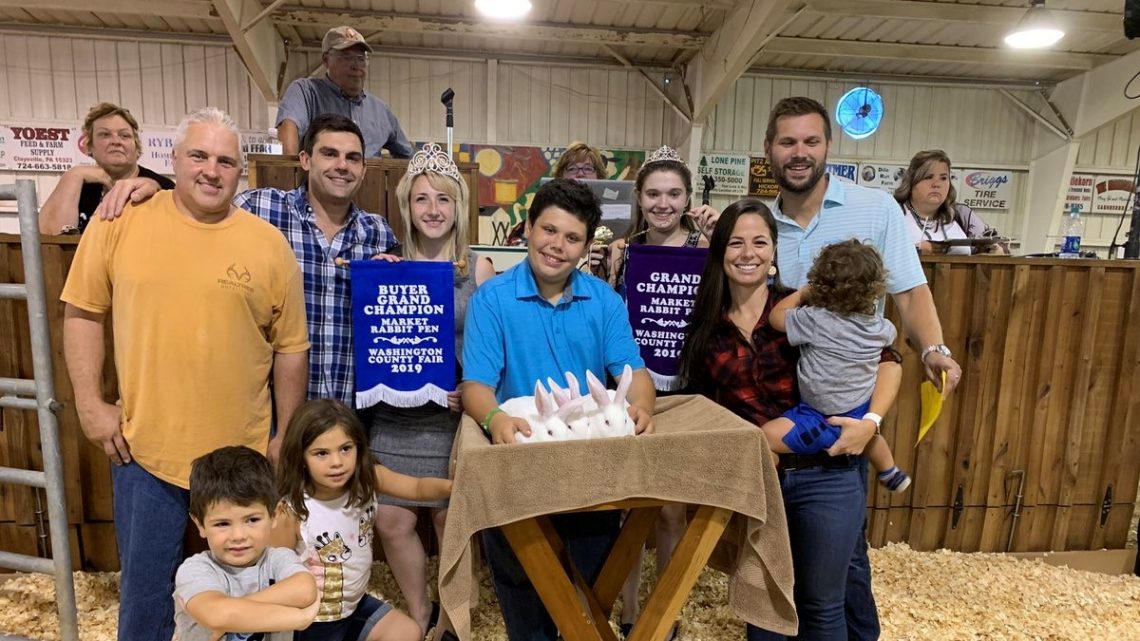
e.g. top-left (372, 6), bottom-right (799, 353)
top-left (94, 114), bottom-right (397, 441)
top-left (232, 114), bottom-right (397, 410)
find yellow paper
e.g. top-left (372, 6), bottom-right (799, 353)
top-left (917, 372), bottom-right (948, 445)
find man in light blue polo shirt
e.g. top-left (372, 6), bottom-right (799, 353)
top-left (462, 178), bottom-right (655, 641)
top-left (753, 96), bottom-right (963, 641)
top-left (276, 26), bottom-right (413, 159)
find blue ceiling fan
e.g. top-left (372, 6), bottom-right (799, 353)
top-left (836, 87), bottom-right (884, 140)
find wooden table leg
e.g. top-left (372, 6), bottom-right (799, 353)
top-left (501, 516), bottom-right (616, 641)
top-left (593, 506), bottom-right (662, 616)
top-left (626, 505), bottom-right (732, 641)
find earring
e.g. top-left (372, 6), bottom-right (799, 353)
top-left (767, 265), bottom-right (777, 277)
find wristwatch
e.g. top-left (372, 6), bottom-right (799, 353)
top-left (921, 343), bottom-right (952, 363)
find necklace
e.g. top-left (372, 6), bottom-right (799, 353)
top-left (907, 202), bottom-right (942, 241)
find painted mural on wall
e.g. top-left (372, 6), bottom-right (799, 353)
top-left (422, 143), bottom-right (645, 245)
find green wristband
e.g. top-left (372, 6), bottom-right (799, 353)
top-left (481, 408), bottom-right (503, 435)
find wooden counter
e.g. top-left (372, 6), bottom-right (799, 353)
top-left (246, 154), bottom-right (481, 246)
top-left (0, 247), bottom-right (1138, 569)
top-left (874, 255), bottom-right (1140, 552)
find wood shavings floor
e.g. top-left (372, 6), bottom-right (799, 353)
top-left (2, 543), bottom-right (1139, 641)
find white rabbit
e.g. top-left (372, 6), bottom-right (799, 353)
top-left (584, 364), bottom-right (636, 439)
top-left (506, 381), bottom-right (589, 444)
top-left (547, 372), bottom-right (594, 438)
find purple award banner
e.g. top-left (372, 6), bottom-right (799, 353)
top-left (625, 244), bottom-right (707, 391)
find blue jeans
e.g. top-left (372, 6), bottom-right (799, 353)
top-left (846, 457), bottom-right (880, 641)
top-left (746, 462), bottom-right (867, 641)
top-left (112, 461), bottom-right (190, 641)
top-left (482, 511), bottom-right (620, 641)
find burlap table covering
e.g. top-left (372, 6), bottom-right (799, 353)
top-left (437, 393), bottom-right (797, 639)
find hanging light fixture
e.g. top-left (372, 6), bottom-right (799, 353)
top-left (475, 0), bottom-right (532, 20)
top-left (1004, 0), bottom-right (1066, 49)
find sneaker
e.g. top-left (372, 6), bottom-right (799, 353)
top-left (878, 467), bottom-right (912, 493)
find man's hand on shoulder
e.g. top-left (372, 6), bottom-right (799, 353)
top-left (96, 178), bottom-right (161, 222)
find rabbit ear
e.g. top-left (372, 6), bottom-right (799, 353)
top-left (614, 364), bottom-right (633, 404)
top-left (535, 381), bottom-right (555, 417)
top-left (564, 372), bottom-right (582, 399)
top-left (586, 369), bottom-right (610, 407)
top-left (547, 377), bottom-right (571, 405)
top-left (556, 396), bottom-right (589, 421)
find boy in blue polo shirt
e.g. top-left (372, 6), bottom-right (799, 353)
top-left (462, 178), bottom-right (656, 641)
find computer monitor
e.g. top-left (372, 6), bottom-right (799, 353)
top-left (538, 177), bottom-right (635, 239)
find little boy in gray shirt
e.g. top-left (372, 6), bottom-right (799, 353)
top-left (765, 240), bottom-right (912, 493)
top-left (174, 446), bottom-right (318, 640)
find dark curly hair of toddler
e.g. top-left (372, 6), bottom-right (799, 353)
top-left (803, 239), bottom-right (887, 316)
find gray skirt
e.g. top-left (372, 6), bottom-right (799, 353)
top-left (369, 402), bottom-right (458, 508)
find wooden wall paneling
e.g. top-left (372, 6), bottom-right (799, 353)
top-left (138, 42), bottom-right (166, 125)
top-left (731, 78), bottom-right (755, 154)
top-left (547, 67), bottom-right (571, 145)
top-left (205, 43), bottom-right (229, 114)
top-left (182, 45), bottom-right (207, 112)
top-left (51, 39), bottom-right (78, 122)
top-left (525, 66), bottom-right (550, 151)
top-left (408, 58), bottom-right (433, 142)
top-left (587, 69), bottom-right (609, 148)
top-left (0, 242), bottom-right (17, 522)
top-left (225, 48), bottom-right (252, 130)
top-left (937, 262), bottom-right (981, 550)
top-left (3, 245), bottom-right (39, 528)
top-left (27, 36), bottom-right (54, 120)
top-left (115, 41), bottom-right (144, 117)
top-left (0, 522), bottom-right (39, 559)
top-left (605, 71), bottom-right (626, 148)
top-left (1026, 267), bottom-right (1068, 512)
top-left (624, 73), bottom-right (648, 158)
top-left (1089, 269), bottom-right (1140, 549)
top-left (4, 36), bottom-right (31, 118)
top-left (982, 264), bottom-right (1036, 552)
top-left (37, 243), bottom-right (85, 523)
top-left (1048, 267), bottom-right (1102, 551)
top-left (970, 265), bottom-right (1019, 552)
top-left (92, 40), bottom-right (120, 108)
top-left (161, 44), bottom-right (187, 125)
top-left (79, 522), bottom-right (118, 571)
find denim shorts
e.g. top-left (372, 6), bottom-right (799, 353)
top-left (295, 594), bottom-right (393, 641)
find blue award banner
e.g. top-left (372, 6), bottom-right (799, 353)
top-left (350, 260), bottom-right (455, 409)
top-left (624, 244), bottom-right (707, 391)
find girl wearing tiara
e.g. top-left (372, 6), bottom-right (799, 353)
top-left (605, 146), bottom-right (719, 295)
top-left (601, 146), bottom-right (720, 640)
top-left (369, 143), bottom-right (494, 636)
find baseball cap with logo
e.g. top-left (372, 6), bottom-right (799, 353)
top-left (322, 26), bottom-right (374, 53)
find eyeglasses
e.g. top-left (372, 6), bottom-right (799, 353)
top-left (333, 52), bottom-right (370, 65)
top-left (564, 164), bottom-right (598, 177)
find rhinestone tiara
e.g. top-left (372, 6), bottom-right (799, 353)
top-left (644, 145), bottom-right (683, 167)
top-left (406, 142), bottom-right (461, 183)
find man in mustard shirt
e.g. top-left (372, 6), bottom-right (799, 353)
top-left (61, 107), bottom-right (310, 641)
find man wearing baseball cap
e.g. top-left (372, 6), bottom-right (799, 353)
top-left (276, 26), bottom-right (413, 159)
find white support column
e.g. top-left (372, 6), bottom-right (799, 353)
top-left (1020, 141), bottom-right (1079, 254)
top-left (675, 122), bottom-right (704, 191)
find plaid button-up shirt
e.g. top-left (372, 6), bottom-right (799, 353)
top-left (233, 186), bottom-right (398, 405)
top-left (694, 293), bottom-right (801, 427)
